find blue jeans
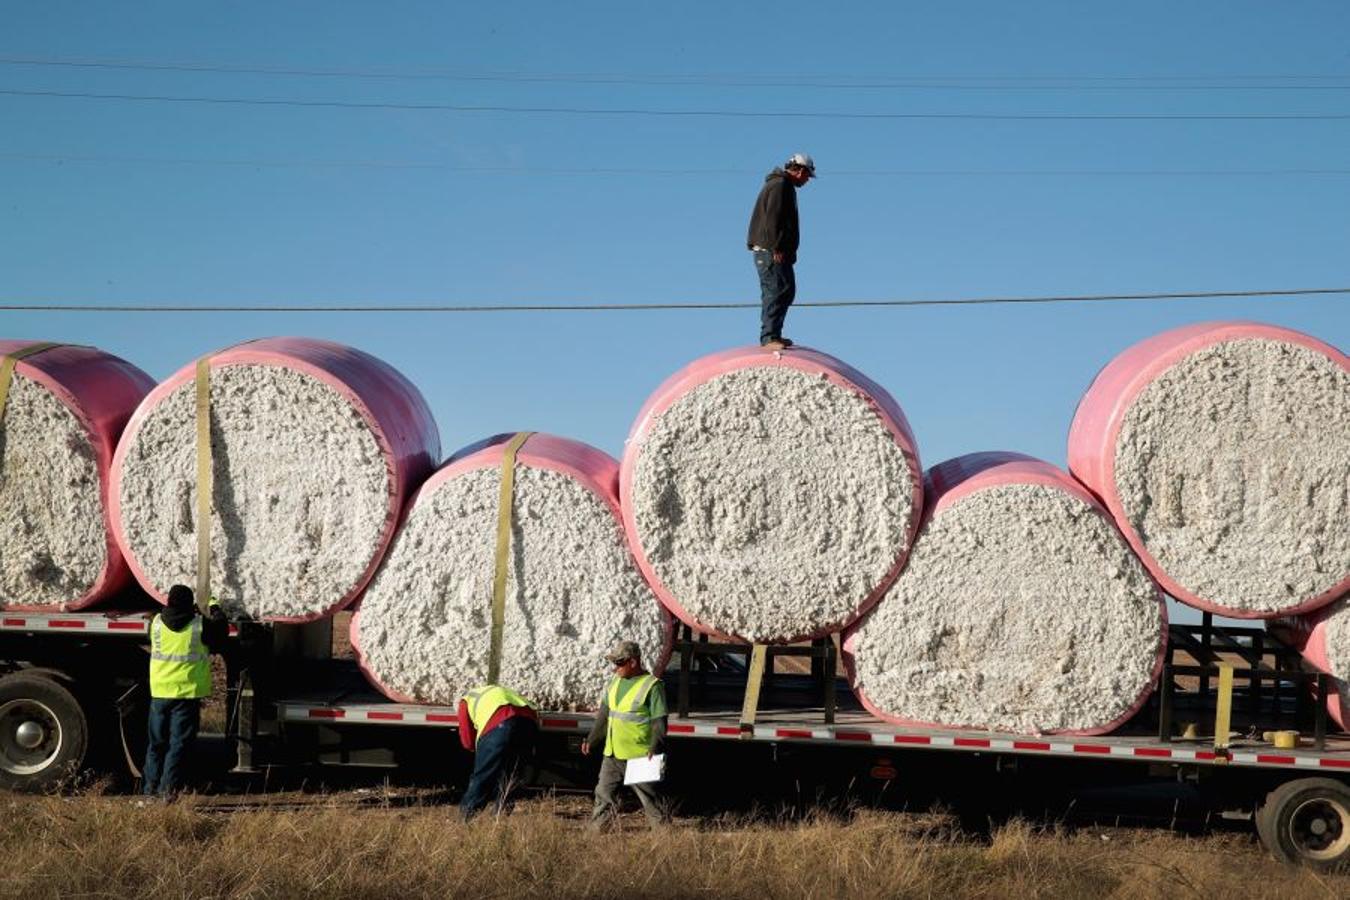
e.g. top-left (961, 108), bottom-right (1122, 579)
top-left (142, 698), bottom-right (200, 797)
top-left (754, 249), bottom-right (796, 342)
top-left (460, 717), bottom-right (537, 820)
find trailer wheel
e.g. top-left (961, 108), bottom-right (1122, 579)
top-left (0, 673), bottom-right (88, 792)
top-left (1257, 778), bottom-right (1350, 871)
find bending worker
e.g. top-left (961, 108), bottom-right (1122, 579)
top-left (581, 639), bottom-right (669, 829)
top-left (456, 683), bottom-right (539, 820)
top-left (142, 584), bottom-right (227, 799)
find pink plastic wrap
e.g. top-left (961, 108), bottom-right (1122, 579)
top-left (1067, 321), bottom-right (1349, 619)
top-left (619, 345), bottom-right (924, 644)
top-left (351, 432), bottom-right (675, 703)
top-left (109, 337), bottom-right (440, 622)
top-left (0, 340), bottom-right (156, 610)
top-left (1273, 604), bottom-right (1350, 730)
top-left (843, 452), bottom-right (1168, 736)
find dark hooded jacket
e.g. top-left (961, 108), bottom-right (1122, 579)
top-left (159, 595), bottom-right (229, 651)
top-left (746, 169), bottom-right (800, 263)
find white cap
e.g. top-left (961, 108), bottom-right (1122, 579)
top-left (785, 152), bottom-right (816, 177)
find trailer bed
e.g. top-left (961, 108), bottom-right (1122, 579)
top-left (7, 609), bottom-right (1347, 776)
top-left (275, 691), bottom-right (1350, 774)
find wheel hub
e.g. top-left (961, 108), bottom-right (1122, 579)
top-left (14, 720), bottom-right (45, 750)
top-left (1289, 797), bottom-right (1350, 862)
top-left (0, 699), bottom-right (63, 776)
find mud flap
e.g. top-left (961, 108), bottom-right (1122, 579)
top-left (116, 682), bottom-right (146, 779)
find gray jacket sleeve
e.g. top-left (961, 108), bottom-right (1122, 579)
top-left (586, 696), bottom-right (609, 748)
top-left (650, 716), bottom-right (667, 755)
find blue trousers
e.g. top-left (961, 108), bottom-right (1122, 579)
top-left (754, 249), bottom-right (796, 342)
top-left (460, 717), bottom-right (538, 820)
top-left (142, 698), bottom-right (200, 797)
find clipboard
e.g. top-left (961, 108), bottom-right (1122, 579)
top-left (623, 753), bottom-right (665, 785)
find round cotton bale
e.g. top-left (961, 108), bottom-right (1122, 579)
top-left (844, 453), bottom-right (1166, 736)
top-left (0, 341), bottom-right (155, 610)
top-left (1275, 601), bottom-right (1350, 731)
top-left (352, 433), bottom-right (672, 709)
top-left (621, 346), bottom-right (923, 645)
top-left (110, 338), bottom-right (439, 622)
top-left (1068, 322), bottom-right (1349, 619)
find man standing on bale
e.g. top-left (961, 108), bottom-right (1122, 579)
top-left (582, 640), bottom-right (669, 829)
top-left (142, 584), bottom-right (227, 800)
top-left (747, 152), bottom-right (816, 350)
top-left (456, 683), bottom-right (539, 820)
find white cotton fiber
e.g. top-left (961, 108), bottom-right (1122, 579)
top-left (355, 459), bottom-right (668, 709)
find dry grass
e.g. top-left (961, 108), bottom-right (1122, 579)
top-left (0, 791), bottom-right (1345, 899)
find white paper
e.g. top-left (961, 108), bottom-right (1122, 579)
top-left (623, 753), bottom-right (665, 785)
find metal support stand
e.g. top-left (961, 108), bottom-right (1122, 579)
top-left (1250, 632), bottom-right (1264, 720)
top-left (677, 627), bottom-right (693, 718)
top-left (231, 669), bottom-right (259, 773)
top-left (821, 636), bottom-right (837, 725)
top-left (1198, 612), bottom-right (1213, 698)
top-left (1315, 674), bottom-right (1329, 752)
top-left (673, 624), bottom-right (837, 723)
top-left (1158, 658), bottom-right (1174, 742)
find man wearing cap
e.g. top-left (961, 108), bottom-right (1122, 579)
top-left (747, 152), bottom-right (816, 350)
top-left (141, 584), bottom-right (228, 800)
top-left (581, 639), bottom-right (669, 829)
top-left (456, 683), bottom-right (540, 820)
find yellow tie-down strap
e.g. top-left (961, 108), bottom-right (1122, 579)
top-left (0, 342), bottom-right (62, 425)
top-left (488, 431), bottom-right (534, 684)
top-left (194, 358), bottom-right (213, 616)
top-left (1214, 662), bottom-right (1235, 753)
top-left (739, 644), bottom-right (768, 736)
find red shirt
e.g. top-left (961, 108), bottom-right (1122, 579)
top-left (456, 699), bottom-right (537, 751)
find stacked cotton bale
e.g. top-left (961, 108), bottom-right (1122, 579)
top-left (621, 346), bottom-right (923, 644)
top-left (353, 433), bottom-right (671, 709)
top-left (0, 341), bottom-right (155, 610)
top-left (1069, 322), bottom-right (1349, 619)
top-left (1273, 602), bottom-right (1350, 730)
top-left (110, 338), bottom-right (439, 622)
top-left (845, 453), bottom-right (1166, 735)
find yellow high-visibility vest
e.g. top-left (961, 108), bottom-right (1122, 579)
top-left (461, 684), bottom-right (536, 745)
top-left (148, 615), bottom-right (211, 700)
top-left (605, 674), bottom-right (658, 760)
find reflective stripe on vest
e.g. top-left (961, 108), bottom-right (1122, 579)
top-left (605, 674), bottom-right (657, 760)
top-left (148, 615), bottom-right (211, 700)
top-left (462, 684), bottom-right (535, 745)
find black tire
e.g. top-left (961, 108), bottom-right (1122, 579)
top-left (0, 673), bottom-right (89, 792)
top-left (1256, 777), bottom-right (1350, 872)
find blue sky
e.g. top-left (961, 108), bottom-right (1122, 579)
top-left (2, 1), bottom-right (1347, 482)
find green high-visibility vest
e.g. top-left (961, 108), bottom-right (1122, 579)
top-left (605, 674), bottom-right (658, 760)
top-left (148, 615), bottom-right (211, 700)
top-left (461, 684), bottom-right (536, 745)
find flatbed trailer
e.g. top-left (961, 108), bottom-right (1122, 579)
top-left (1, 606), bottom-right (1347, 870)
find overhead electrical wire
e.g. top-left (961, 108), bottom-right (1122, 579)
top-left (2, 87), bottom-right (1349, 120)
top-left (4, 287), bottom-right (1347, 314)
top-left (3, 152), bottom-right (1347, 177)
top-left (2, 55), bottom-right (1349, 90)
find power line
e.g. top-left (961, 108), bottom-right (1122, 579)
top-left (3, 55), bottom-right (1350, 90)
top-left (4, 152), bottom-right (1349, 177)
top-left (5, 287), bottom-right (1347, 314)
top-left (3, 87), bottom-right (1350, 120)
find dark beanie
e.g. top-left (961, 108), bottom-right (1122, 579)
top-left (167, 584), bottom-right (195, 612)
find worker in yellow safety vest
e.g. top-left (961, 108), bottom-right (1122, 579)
top-left (582, 639), bottom-right (669, 829)
top-left (455, 683), bottom-right (539, 820)
top-left (141, 584), bottom-right (227, 800)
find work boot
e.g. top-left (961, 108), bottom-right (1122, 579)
top-left (760, 338), bottom-right (786, 351)
top-left (777, 337), bottom-right (795, 348)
